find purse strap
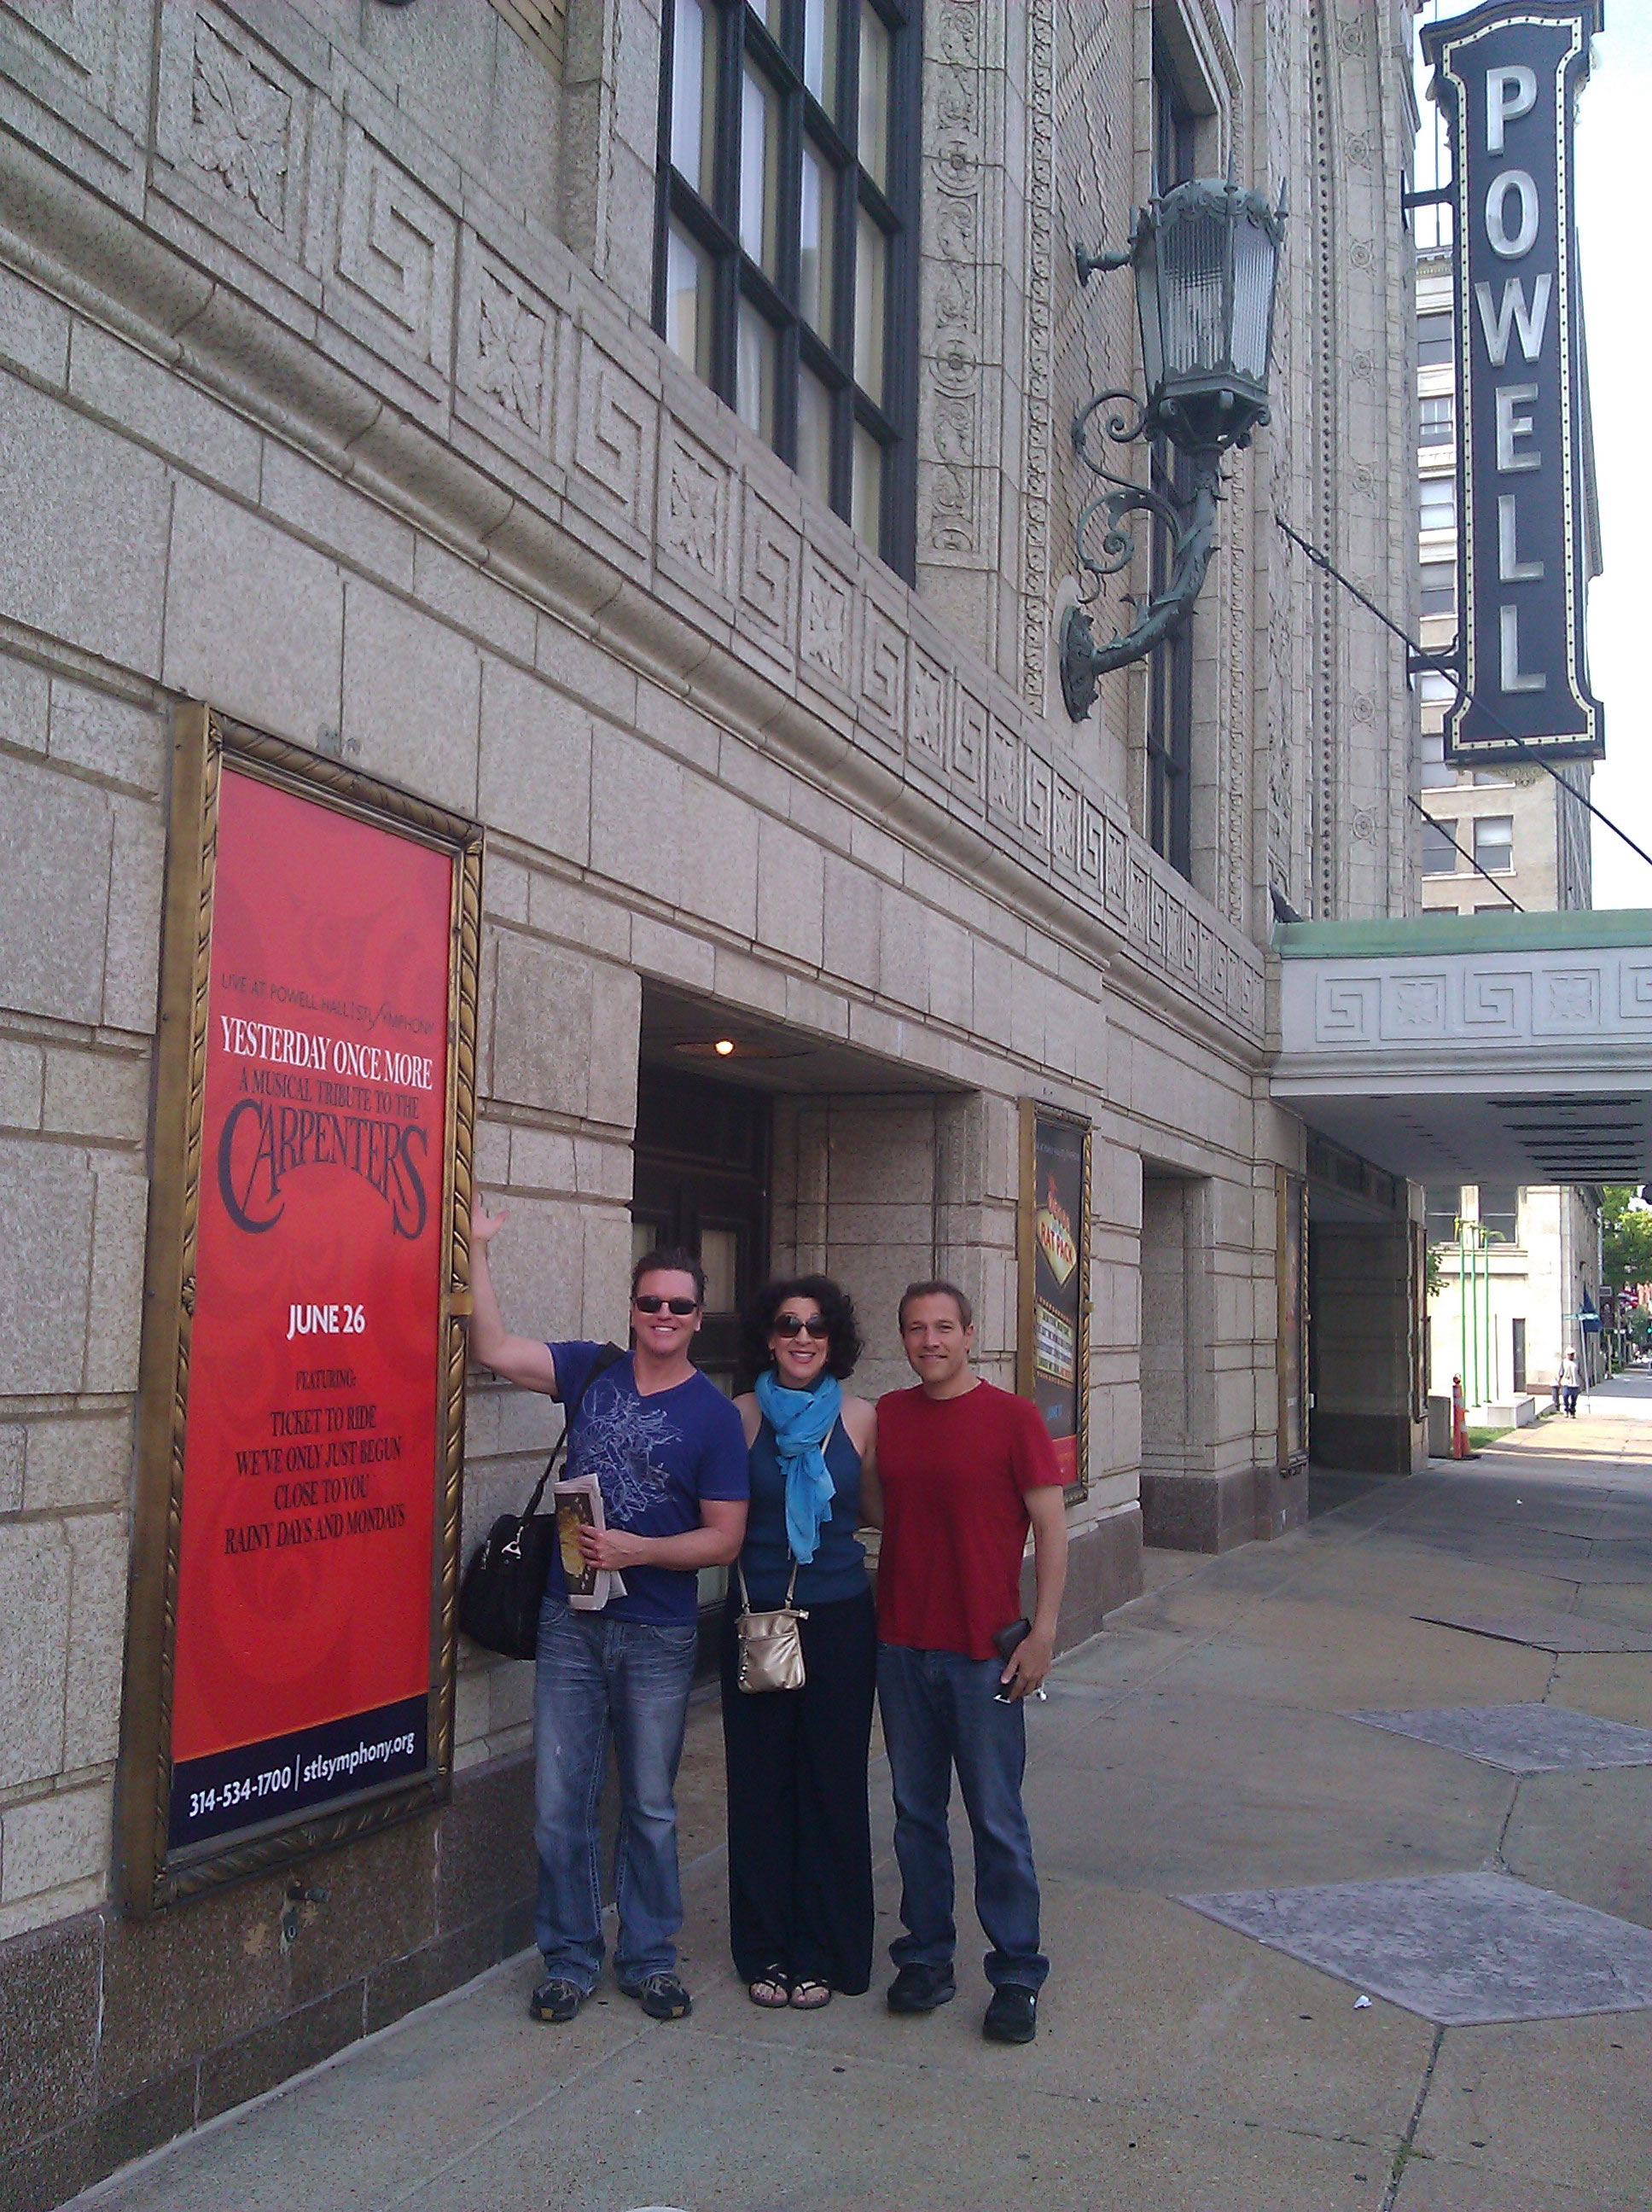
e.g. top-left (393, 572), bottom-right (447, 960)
top-left (736, 1556), bottom-right (800, 1613)
top-left (520, 1342), bottom-right (625, 1522)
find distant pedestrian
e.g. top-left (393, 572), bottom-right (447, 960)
top-left (722, 1277), bottom-right (880, 2012)
top-left (874, 1280), bottom-right (1068, 2046)
top-left (1559, 1346), bottom-right (1581, 1417)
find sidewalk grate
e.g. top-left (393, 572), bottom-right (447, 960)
top-left (1179, 1871), bottom-right (1652, 2024)
top-left (1344, 1703), bottom-right (1652, 1773)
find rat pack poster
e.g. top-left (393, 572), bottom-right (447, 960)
top-left (166, 765), bottom-right (453, 1852)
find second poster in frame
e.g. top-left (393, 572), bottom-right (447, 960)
top-left (1017, 1101), bottom-right (1091, 1499)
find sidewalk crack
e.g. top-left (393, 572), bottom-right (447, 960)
top-left (1379, 2023), bottom-right (1445, 2212)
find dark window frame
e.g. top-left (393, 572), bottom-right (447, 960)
top-left (652, 0), bottom-right (920, 580)
top-left (1146, 38), bottom-right (1198, 882)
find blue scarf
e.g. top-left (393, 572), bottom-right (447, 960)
top-left (754, 1368), bottom-right (842, 1564)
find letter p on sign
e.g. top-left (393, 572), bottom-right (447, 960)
top-left (1486, 63), bottom-right (1536, 153)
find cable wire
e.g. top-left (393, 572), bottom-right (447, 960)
top-left (1406, 795), bottom-right (1522, 909)
top-left (1274, 511), bottom-right (1652, 882)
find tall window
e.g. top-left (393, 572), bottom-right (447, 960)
top-left (1419, 560), bottom-right (1456, 617)
top-left (654, 0), bottom-right (918, 577)
top-left (1419, 394), bottom-right (1455, 446)
top-left (1146, 44), bottom-right (1197, 881)
top-left (1473, 814), bottom-right (1514, 874)
top-left (1422, 818), bottom-right (1458, 874)
top-left (1416, 311), bottom-right (1453, 368)
top-left (1418, 474), bottom-right (1455, 532)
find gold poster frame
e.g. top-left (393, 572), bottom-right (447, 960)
top-left (1277, 1169), bottom-right (1310, 1476)
top-left (1016, 1100), bottom-right (1092, 1503)
top-left (118, 705), bottom-right (481, 1913)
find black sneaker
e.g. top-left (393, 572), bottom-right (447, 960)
top-left (621, 1970), bottom-right (692, 2021)
top-left (886, 1962), bottom-right (956, 2015)
top-left (529, 1976), bottom-right (588, 2023)
top-left (982, 1984), bottom-right (1038, 2044)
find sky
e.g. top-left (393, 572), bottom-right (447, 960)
top-left (1415, 3), bottom-right (1649, 911)
top-left (1573, 9), bottom-right (1651, 910)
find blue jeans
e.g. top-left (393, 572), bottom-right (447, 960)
top-left (533, 1600), bottom-right (698, 1991)
top-left (875, 1643), bottom-right (1048, 1991)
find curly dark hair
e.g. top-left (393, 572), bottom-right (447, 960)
top-left (737, 1275), bottom-right (864, 1389)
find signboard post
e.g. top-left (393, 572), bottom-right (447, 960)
top-left (119, 707), bottom-right (481, 1911)
top-left (1017, 1102), bottom-right (1091, 1499)
top-left (1422, 0), bottom-right (1603, 765)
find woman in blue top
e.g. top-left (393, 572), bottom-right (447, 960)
top-left (722, 1275), bottom-right (881, 2011)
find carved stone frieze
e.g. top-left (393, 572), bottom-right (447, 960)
top-left (189, 16), bottom-right (292, 230)
top-left (1019, 0), bottom-right (1056, 709)
top-left (917, 0), bottom-right (994, 568)
top-left (334, 122), bottom-right (457, 370)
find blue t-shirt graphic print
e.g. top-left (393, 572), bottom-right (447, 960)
top-left (544, 1341), bottom-right (748, 1624)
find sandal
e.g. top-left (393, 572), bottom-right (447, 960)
top-left (748, 1966), bottom-right (791, 2008)
top-left (788, 1978), bottom-right (832, 2011)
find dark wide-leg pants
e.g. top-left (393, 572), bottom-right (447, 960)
top-left (719, 1584), bottom-right (876, 1992)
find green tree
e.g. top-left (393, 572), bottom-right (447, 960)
top-left (1601, 1185), bottom-right (1652, 1293)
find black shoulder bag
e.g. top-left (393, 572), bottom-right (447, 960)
top-left (458, 1342), bottom-right (625, 1659)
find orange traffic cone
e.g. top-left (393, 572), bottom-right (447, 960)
top-left (1451, 1374), bottom-right (1469, 1459)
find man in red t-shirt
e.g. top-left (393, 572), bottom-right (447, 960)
top-left (874, 1280), bottom-right (1068, 2045)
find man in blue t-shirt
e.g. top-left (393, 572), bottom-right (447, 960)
top-left (468, 1202), bottom-right (747, 2024)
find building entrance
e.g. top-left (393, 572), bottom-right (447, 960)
top-left (631, 1062), bottom-right (772, 1396)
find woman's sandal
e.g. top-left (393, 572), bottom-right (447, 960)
top-left (748, 1967), bottom-right (791, 2008)
top-left (788, 1978), bottom-right (832, 2011)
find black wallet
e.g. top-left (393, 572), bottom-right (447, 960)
top-left (992, 1616), bottom-right (1032, 1663)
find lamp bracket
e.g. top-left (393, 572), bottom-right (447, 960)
top-left (1074, 241), bottom-right (1132, 286)
top-left (1062, 407), bottom-right (1224, 719)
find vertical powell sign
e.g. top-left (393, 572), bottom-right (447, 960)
top-left (119, 707), bottom-right (481, 1911)
top-left (1422, 0), bottom-right (1603, 764)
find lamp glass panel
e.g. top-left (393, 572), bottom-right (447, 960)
top-left (1135, 230), bottom-right (1163, 395)
top-left (1158, 202), bottom-right (1226, 375)
top-left (1230, 217), bottom-right (1275, 382)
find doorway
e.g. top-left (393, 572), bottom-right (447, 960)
top-left (631, 1062), bottom-right (772, 1396)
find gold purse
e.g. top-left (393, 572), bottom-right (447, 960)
top-left (735, 1560), bottom-right (808, 1693)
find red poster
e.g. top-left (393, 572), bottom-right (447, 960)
top-left (168, 769), bottom-right (451, 1849)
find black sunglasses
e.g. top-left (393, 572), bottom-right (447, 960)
top-left (773, 1313), bottom-right (830, 1339)
top-left (635, 1294), bottom-right (700, 1315)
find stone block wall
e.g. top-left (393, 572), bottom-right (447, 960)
top-left (0, 0), bottom-right (1423, 2195)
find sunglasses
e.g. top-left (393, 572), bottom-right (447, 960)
top-left (634, 1294), bottom-right (700, 1315)
top-left (773, 1313), bottom-right (830, 1339)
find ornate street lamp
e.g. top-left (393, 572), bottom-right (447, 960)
top-left (1061, 178), bottom-right (1286, 720)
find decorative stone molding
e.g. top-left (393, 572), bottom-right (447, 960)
top-left (0, 0), bottom-right (1267, 1051)
top-left (917, 0), bottom-right (997, 570)
top-left (189, 15), bottom-right (291, 230)
top-left (1018, 0), bottom-right (1056, 710)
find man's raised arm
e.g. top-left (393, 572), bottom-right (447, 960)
top-left (468, 1199), bottom-right (559, 1395)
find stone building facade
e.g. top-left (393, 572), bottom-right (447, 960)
top-left (0, 1), bottom-right (1420, 2200)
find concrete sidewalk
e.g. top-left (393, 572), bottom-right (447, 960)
top-left (66, 1380), bottom-right (1652, 2212)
